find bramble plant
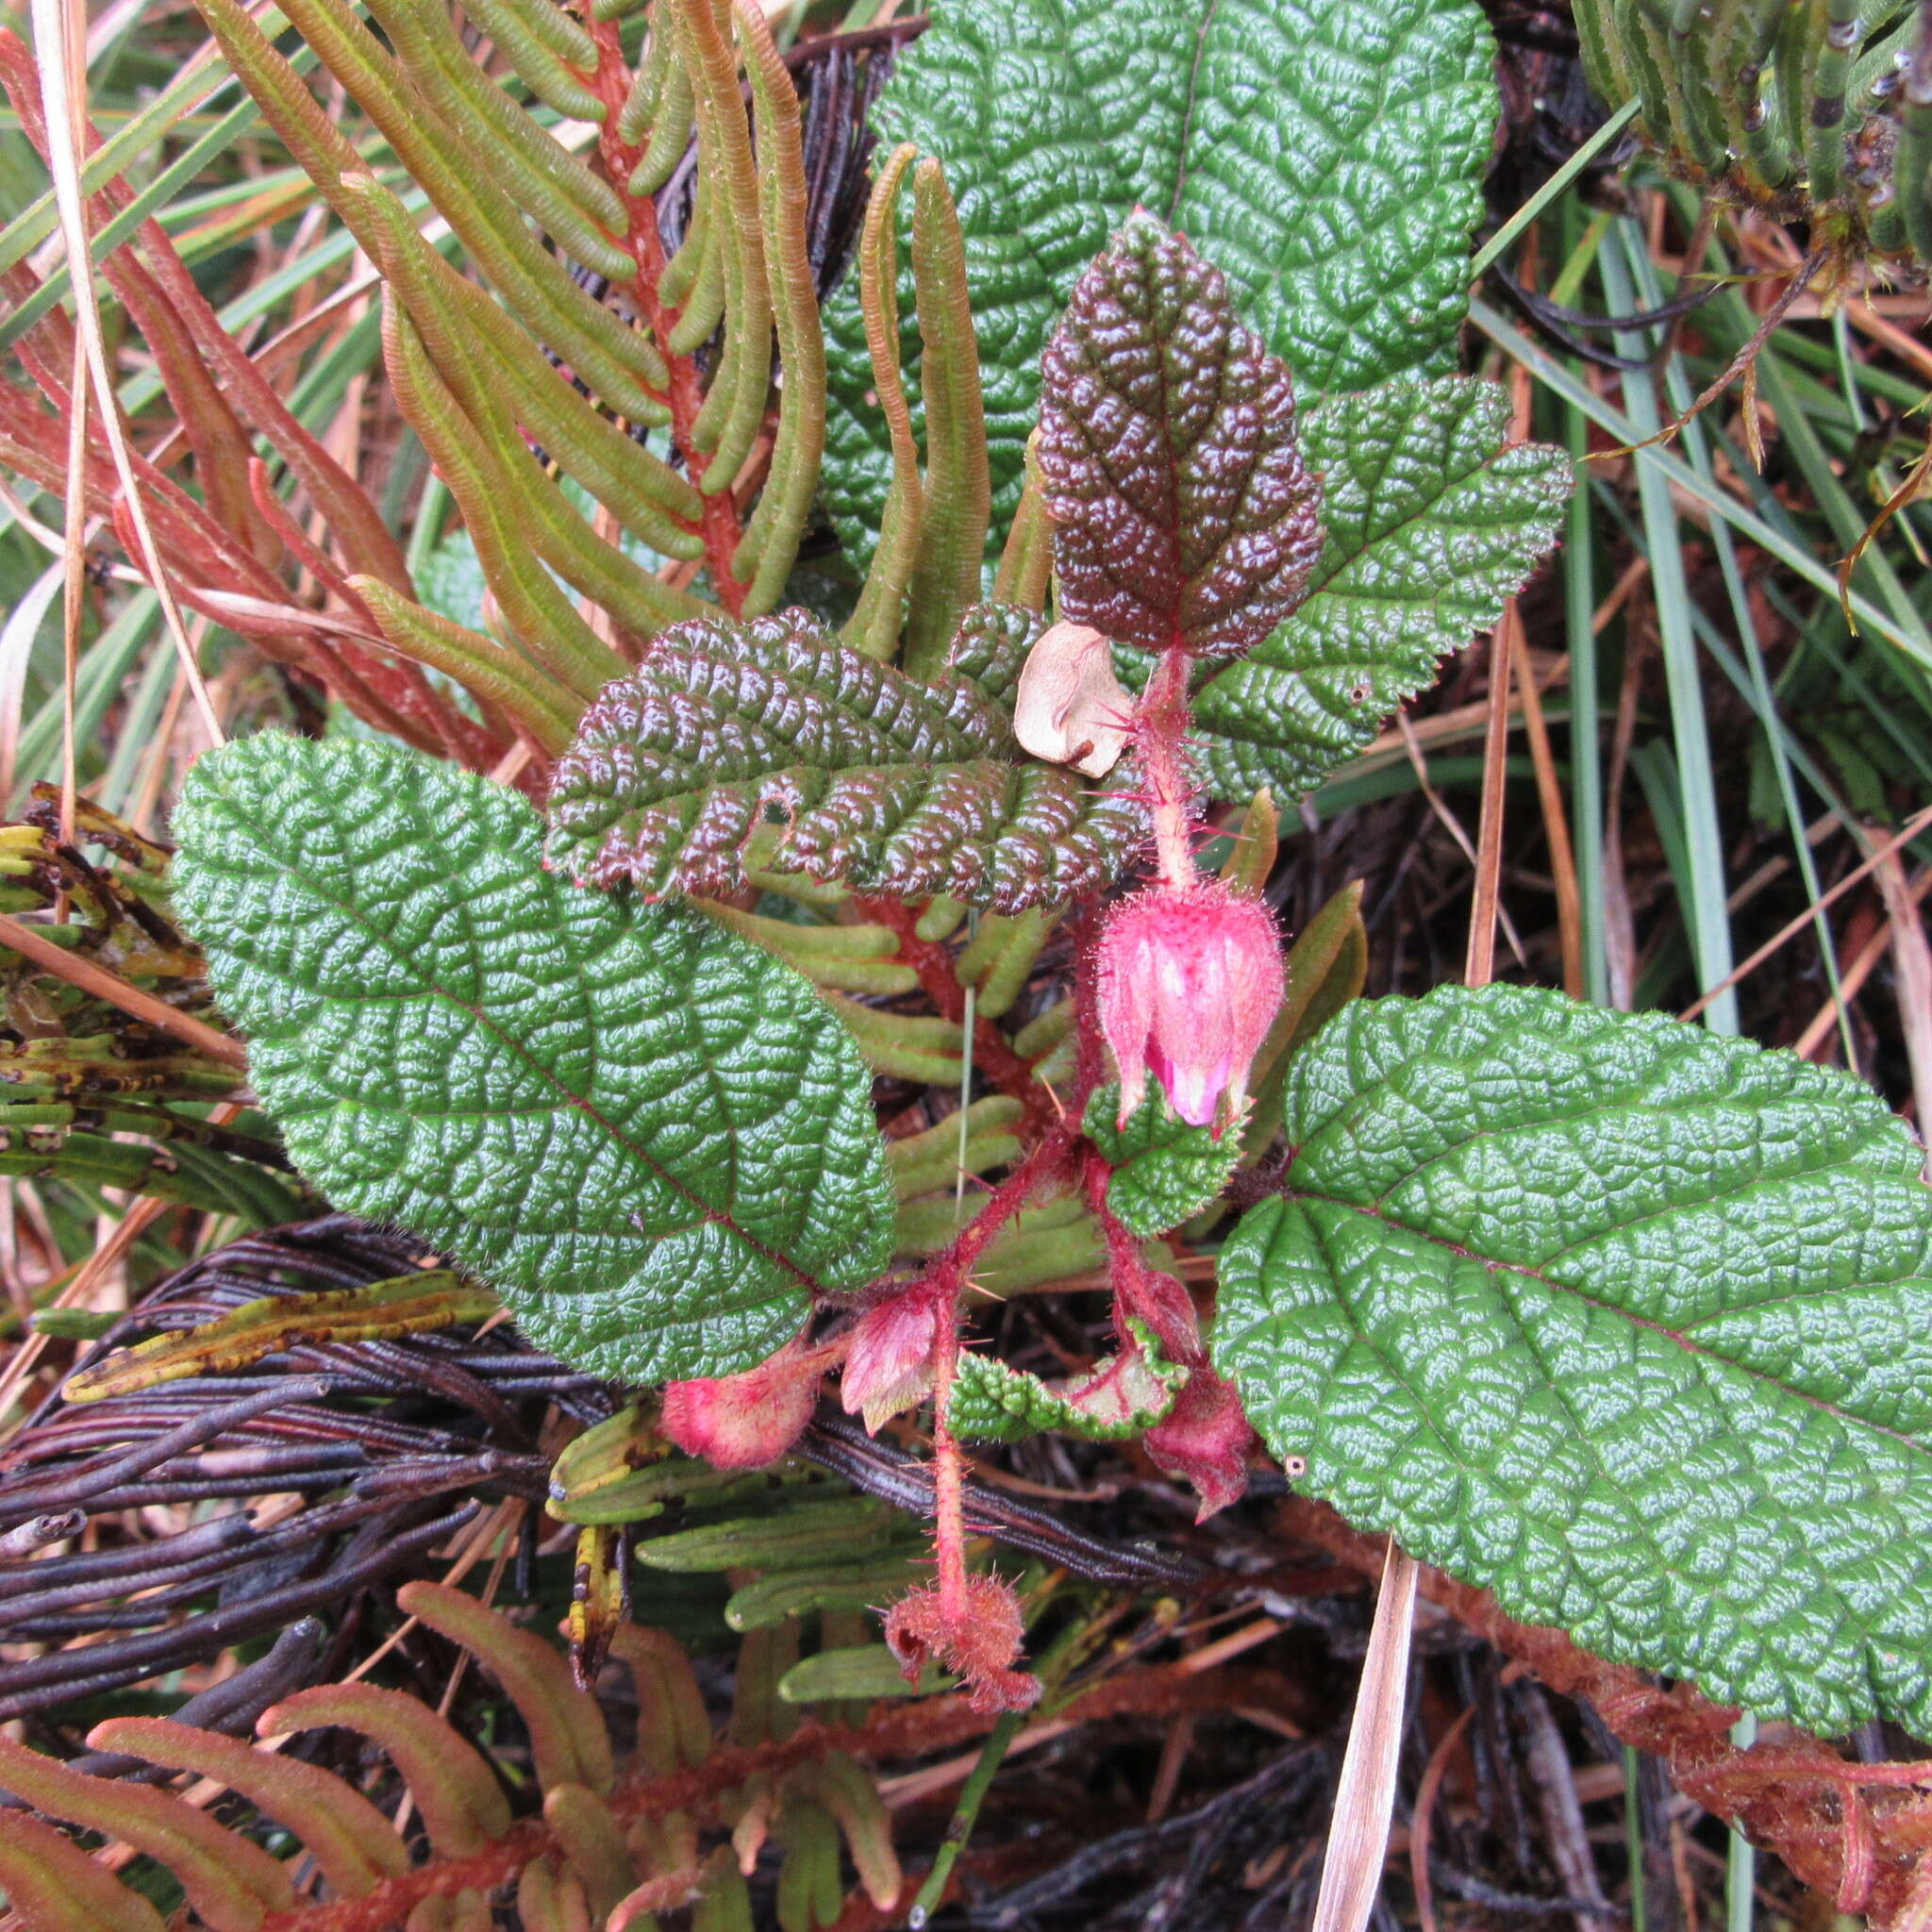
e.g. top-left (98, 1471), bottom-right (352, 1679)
top-left (23, 0), bottom-right (1932, 1756)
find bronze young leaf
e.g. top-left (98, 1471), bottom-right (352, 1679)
top-left (1037, 211), bottom-right (1324, 661)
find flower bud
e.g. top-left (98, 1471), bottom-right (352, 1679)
top-left (841, 1283), bottom-right (945, 1433)
top-left (1094, 880), bottom-right (1284, 1132)
top-left (660, 1344), bottom-right (824, 1469)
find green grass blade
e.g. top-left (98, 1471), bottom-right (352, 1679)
top-left (1601, 225), bottom-right (1737, 1032)
top-left (1469, 295), bottom-right (1932, 675)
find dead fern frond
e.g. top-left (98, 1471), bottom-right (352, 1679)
top-left (0, 1581), bottom-right (902, 1932)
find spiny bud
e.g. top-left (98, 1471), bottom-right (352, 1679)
top-left (884, 1574), bottom-right (1041, 1714)
top-left (1094, 879), bottom-right (1284, 1133)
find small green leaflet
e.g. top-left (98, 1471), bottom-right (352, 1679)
top-left (1213, 985), bottom-right (1932, 1735)
top-left (822, 0), bottom-right (1498, 569)
top-left (171, 735), bottom-right (895, 1384)
top-left (951, 1320), bottom-right (1188, 1442)
top-left (1173, 378), bottom-right (1570, 801)
top-left (1084, 1085), bottom-right (1241, 1238)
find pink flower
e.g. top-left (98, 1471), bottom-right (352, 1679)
top-left (1094, 880), bottom-right (1284, 1132)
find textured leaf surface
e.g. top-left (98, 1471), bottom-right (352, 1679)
top-left (1213, 985), bottom-right (1932, 1734)
top-left (546, 607), bottom-right (1147, 912)
top-left (1038, 214), bottom-right (1322, 659)
top-left (952, 1320), bottom-right (1187, 1442)
top-left (1181, 379), bottom-right (1571, 799)
top-left (822, 0), bottom-right (1496, 566)
top-left (1085, 1085), bottom-right (1242, 1237)
top-left (172, 736), bottom-right (894, 1384)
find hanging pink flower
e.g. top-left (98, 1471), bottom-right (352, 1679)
top-left (1094, 879), bottom-right (1284, 1132)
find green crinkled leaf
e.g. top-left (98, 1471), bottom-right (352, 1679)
top-left (1213, 984), bottom-right (1932, 1735)
top-left (171, 735), bottom-right (895, 1384)
top-left (951, 1319), bottom-right (1188, 1442)
top-left (1085, 1085), bottom-right (1242, 1237)
top-left (823, 0), bottom-right (1497, 568)
top-left (544, 606), bottom-right (1148, 913)
top-left (1176, 378), bottom-right (1571, 800)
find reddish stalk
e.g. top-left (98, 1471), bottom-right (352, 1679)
top-left (584, 22), bottom-right (749, 615)
top-left (854, 894), bottom-right (1058, 1133)
top-left (873, 918), bottom-right (1113, 1691)
top-left (1136, 645), bottom-right (1198, 887)
top-left (926, 1297), bottom-right (969, 1606)
top-left (1081, 1145), bottom-right (1167, 1341)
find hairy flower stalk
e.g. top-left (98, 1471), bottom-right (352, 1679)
top-left (1135, 645), bottom-right (1200, 891)
top-left (884, 1311), bottom-right (1041, 1713)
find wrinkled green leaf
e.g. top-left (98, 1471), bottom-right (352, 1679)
top-left (1180, 378), bottom-right (1571, 799)
top-left (545, 606), bottom-right (1147, 913)
top-left (1215, 984), bottom-right (1932, 1735)
top-left (172, 735), bottom-right (894, 1383)
top-left (1085, 1084), bottom-right (1241, 1237)
top-left (951, 1319), bottom-right (1187, 1442)
top-left (823, 0), bottom-right (1497, 567)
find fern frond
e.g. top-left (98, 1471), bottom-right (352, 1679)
top-left (0, 1588), bottom-right (905, 1932)
top-left (902, 159), bottom-right (991, 678)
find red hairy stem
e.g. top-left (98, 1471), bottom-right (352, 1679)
top-left (1081, 1144), bottom-right (1158, 1337)
top-left (1136, 645), bottom-right (1198, 887)
top-left (867, 919), bottom-right (1115, 1701)
top-left (583, 20), bottom-right (749, 615)
top-left (854, 894), bottom-right (1058, 1133)
top-left (906, 911), bottom-right (1110, 1303)
top-left (927, 1295), bottom-right (969, 1603)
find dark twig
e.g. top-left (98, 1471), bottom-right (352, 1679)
top-left (0, 1502), bottom-right (478, 1718)
top-left (8, 1618), bottom-right (324, 1790)
top-left (0, 1378), bottom-right (333, 1528)
top-left (797, 1409), bottom-right (1213, 1589)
